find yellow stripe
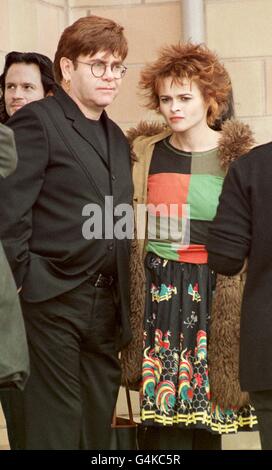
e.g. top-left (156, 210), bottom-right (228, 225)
top-left (140, 410), bottom-right (258, 434)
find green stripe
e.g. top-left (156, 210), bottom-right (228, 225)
top-left (191, 148), bottom-right (225, 177)
top-left (187, 175), bottom-right (224, 220)
top-left (146, 240), bottom-right (180, 261)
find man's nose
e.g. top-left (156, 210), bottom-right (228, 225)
top-left (102, 65), bottom-right (115, 80)
top-left (12, 87), bottom-right (24, 99)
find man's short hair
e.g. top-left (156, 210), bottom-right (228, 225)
top-left (54, 15), bottom-right (128, 84)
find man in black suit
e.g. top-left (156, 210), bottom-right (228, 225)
top-left (0, 16), bottom-right (133, 449)
top-left (207, 143), bottom-right (272, 450)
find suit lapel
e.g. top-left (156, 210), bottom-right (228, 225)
top-left (53, 88), bottom-right (131, 202)
top-left (105, 114), bottom-right (130, 191)
top-left (72, 113), bottom-right (108, 166)
top-left (54, 87), bottom-right (108, 166)
top-left (50, 88), bottom-right (110, 200)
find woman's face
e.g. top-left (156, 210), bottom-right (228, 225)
top-left (4, 62), bottom-right (45, 116)
top-left (158, 77), bottom-right (209, 134)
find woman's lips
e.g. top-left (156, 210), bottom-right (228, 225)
top-left (170, 116), bottom-right (184, 122)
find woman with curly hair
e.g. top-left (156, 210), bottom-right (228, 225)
top-left (0, 51), bottom-right (55, 123)
top-left (123, 43), bottom-right (258, 449)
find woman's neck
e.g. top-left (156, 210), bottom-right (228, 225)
top-left (169, 126), bottom-right (221, 153)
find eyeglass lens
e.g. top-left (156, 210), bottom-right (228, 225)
top-left (91, 62), bottom-right (126, 78)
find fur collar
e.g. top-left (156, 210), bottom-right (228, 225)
top-left (127, 119), bottom-right (255, 169)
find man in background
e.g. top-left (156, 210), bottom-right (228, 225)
top-left (0, 51), bottom-right (55, 123)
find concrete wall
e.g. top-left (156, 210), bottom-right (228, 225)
top-left (1, 0), bottom-right (272, 144)
top-left (0, 0), bottom-right (67, 67)
top-left (68, 0), bottom-right (272, 144)
top-left (206, 0), bottom-right (272, 145)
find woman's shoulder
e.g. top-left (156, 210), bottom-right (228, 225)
top-left (218, 119), bottom-right (255, 169)
top-left (127, 121), bottom-right (171, 163)
top-left (127, 121), bottom-right (170, 146)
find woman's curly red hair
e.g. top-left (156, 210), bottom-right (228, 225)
top-left (139, 42), bottom-right (232, 126)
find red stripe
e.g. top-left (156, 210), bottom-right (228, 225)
top-left (177, 245), bottom-right (208, 264)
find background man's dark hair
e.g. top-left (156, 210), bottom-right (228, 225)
top-left (0, 51), bottom-right (55, 123)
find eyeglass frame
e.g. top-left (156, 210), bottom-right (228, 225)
top-left (75, 60), bottom-right (127, 79)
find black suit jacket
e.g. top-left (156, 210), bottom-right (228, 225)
top-left (0, 87), bottom-right (133, 346)
top-left (208, 142), bottom-right (272, 391)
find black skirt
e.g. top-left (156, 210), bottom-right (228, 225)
top-left (140, 253), bottom-right (257, 434)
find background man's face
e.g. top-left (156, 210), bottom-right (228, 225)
top-left (5, 62), bottom-right (44, 116)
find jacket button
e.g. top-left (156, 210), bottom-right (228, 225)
top-left (108, 243), bottom-right (113, 251)
top-left (112, 175), bottom-right (116, 181)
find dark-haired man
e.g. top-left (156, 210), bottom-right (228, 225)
top-left (0, 16), bottom-right (132, 449)
top-left (0, 51), bottom-right (55, 123)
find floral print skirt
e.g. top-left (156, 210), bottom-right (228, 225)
top-left (140, 253), bottom-right (257, 434)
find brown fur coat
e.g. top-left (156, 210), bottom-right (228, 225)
top-left (121, 120), bottom-right (254, 408)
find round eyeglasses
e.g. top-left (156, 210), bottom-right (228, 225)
top-left (76, 60), bottom-right (127, 79)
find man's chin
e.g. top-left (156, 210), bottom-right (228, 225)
top-left (97, 97), bottom-right (117, 108)
top-left (9, 105), bottom-right (23, 116)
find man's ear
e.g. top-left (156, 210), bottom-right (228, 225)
top-left (60, 57), bottom-right (73, 82)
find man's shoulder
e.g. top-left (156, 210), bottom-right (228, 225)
top-left (6, 96), bottom-right (58, 127)
top-left (245, 141), bottom-right (272, 157)
top-left (27, 95), bottom-right (58, 114)
top-left (105, 114), bottom-right (128, 142)
top-left (106, 114), bottom-right (123, 132)
top-left (234, 141), bottom-right (272, 169)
